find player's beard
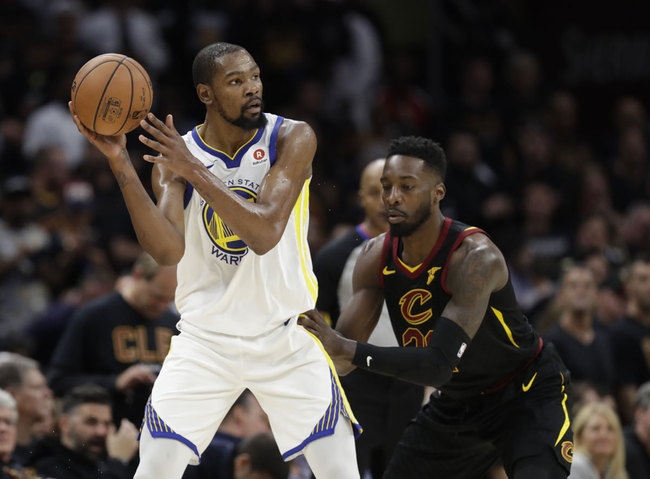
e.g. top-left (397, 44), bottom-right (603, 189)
top-left (389, 203), bottom-right (432, 237)
top-left (216, 98), bottom-right (267, 130)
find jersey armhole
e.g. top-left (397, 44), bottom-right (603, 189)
top-left (440, 227), bottom-right (487, 294)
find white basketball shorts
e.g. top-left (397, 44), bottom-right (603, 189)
top-left (140, 316), bottom-right (361, 464)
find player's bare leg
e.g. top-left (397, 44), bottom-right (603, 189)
top-left (134, 426), bottom-right (195, 479)
top-left (302, 413), bottom-right (360, 479)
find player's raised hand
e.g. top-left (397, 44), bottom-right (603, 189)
top-left (68, 101), bottom-right (126, 160)
top-left (139, 112), bottom-right (201, 177)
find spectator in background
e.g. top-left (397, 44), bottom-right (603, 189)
top-left (28, 147), bottom-right (71, 227)
top-left (313, 159), bottom-right (423, 478)
top-left (569, 402), bottom-right (628, 479)
top-left (76, 0), bottom-right (170, 79)
top-left (23, 269), bottom-right (114, 368)
top-left (230, 433), bottom-right (289, 479)
top-left (183, 389), bottom-right (271, 479)
top-left (543, 265), bottom-right (617, 401)
top-left (620, 204), bottom-right (650, 259)
top-left (47, 252), bottom-right (178, 426)
top-left (0, 176), bottom-right (52, 341)
top-left (608, 127), bottom-right (649, 214)
top-left (611, 257), bottom-right (650, 425)
top-left (520, 180), bottom-right (570, 275)
top-left (21, 66), bottom-right (86, 169)
top-left (28, 384), bottom-right (139, 479)
top-left (0, 352), bottom-right (53, 463)
top-left (624, 381), bottom-right (650, 479)
top-left (442, 130), bottom-right (499, 227)
top-left (0, 389), bottom-right (33, 478)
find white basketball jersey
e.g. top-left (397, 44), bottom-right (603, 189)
top-left (175, 113), bottom-right (317, 336)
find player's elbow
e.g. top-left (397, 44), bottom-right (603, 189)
top-left (245, 225), bottom-right (283, 255)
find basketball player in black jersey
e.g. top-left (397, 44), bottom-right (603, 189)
top-left (299, 136), bottom-right (574, 478)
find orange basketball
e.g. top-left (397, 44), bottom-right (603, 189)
top-left (71, 53), bottom-right (153, 136)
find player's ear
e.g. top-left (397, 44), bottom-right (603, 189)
top-left (196, 83), bottom-right (213, 105)
top-left (432, 182), bottom-right (446, 205)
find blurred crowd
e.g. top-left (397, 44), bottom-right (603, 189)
top-left (0, 0), bottom-right (650, 478)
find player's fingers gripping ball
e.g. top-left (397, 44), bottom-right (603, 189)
top-left (71, 53), bottom-right (153, 136)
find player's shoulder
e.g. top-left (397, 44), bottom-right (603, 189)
top-left (357, 233), bottom-right (387, 265)
top-left (276, 117), bottom-right (316, 144)
top-left (447, 231), bottom-right (508, 290)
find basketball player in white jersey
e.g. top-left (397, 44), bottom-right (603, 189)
top-left (69, 42), bottom-right (361, 479)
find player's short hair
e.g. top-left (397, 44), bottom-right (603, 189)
top-left (387, 136), bottom-right (447, 180)
top-left (234, 433), bottom-right (289, 479)
top-left (0, 352), bottom-right (39, 390)
top-left (192, 42), bottom-right (246, 87)
top-left (61, 384), bottom-right (112, 415)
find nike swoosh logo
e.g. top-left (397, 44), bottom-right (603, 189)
top-left (522, 372), bottom-right (537, 392)
top-left (383, 266), bottom-right (396, 275)
top-left (366, 356), bottom-right (373, 367)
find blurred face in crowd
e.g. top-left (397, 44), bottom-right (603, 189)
top-left (635, 402), bottom-right (650, 444)
top-left (132, 266), bottom-right (177, 319)
top-left (559, 267), bottom-right (597, 315)
top-left (60, 403), bottom-right (112, 460)
top-left (578, 413), bottom-right (617, 463)
top-left (0, 407), bottom-right (17, 463)
top-left (359, 159), bottom-right (388, 233)
top-left (626, 261), bottom-right (650, 314)
top-left (13, 368), bottom-right (53, 423)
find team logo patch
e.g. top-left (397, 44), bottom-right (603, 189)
top-left (561, 441), bottom-right (574, 463)
top-left (203, 186), bottom-right (256, 257)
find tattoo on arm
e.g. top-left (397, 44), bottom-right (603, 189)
top-left (115, 171), bottom-right (128, 188)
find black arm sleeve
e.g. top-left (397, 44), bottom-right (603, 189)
top-left (351, 317), bottom-right (471, 387)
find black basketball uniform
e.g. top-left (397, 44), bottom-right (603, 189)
top-left (378, 218), bottom-right (574, 478)
top-left (314, 225), bottom-right (423, 477)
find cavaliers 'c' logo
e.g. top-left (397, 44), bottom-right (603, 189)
top-left (561, 441), bottom-right (574, 463)
top-left (203, 186), bottom-right (257, 256)
top-left (399, 289), bottom-right (433, 325)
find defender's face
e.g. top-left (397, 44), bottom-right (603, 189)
top-left (381, 155), bottom-right (443, 237)
top-left (211, 50), bottom-right (265, 130)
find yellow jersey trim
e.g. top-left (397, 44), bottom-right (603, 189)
top-left (491, 307), bottom-right (519, 348)
top-left (294, 179), bottom-right (318, 302)
top-left (555, 372), bottom-right (571, 446)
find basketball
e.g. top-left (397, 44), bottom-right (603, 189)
top-left (71, 53), bottom-right (153, 136)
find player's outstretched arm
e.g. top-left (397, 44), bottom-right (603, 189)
top-left (303, 234), bottom-right (508, 387)
top-left (138, 113), bottom-right (314, 255)
top-left (69, 102), bottom-right (185, 265)
top-left (300, 237), bottom-right (385, 375)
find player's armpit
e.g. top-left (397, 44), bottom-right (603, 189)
top-left (351, 317), bottom-right (470, 387)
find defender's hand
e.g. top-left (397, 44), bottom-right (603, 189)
top-left (298, 310), bottom-right (356, 364)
